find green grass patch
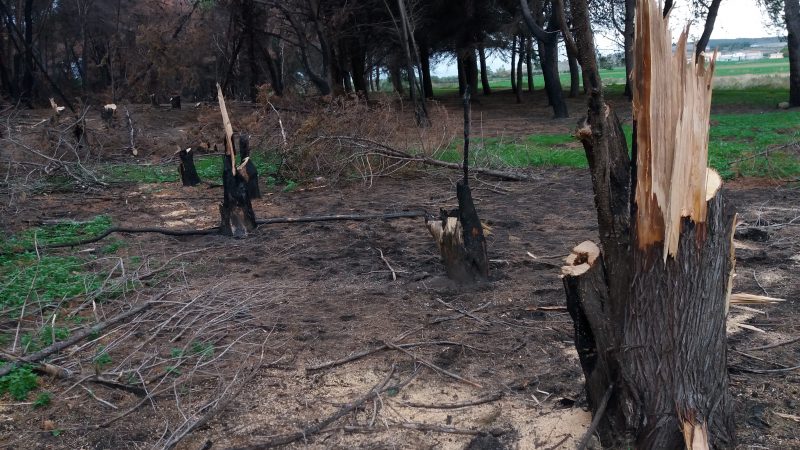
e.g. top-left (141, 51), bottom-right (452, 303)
top-left (0, 365), bottom-right (39, 400)
top-left (98, 153), bottom-right (277, 185)
top-left (437, 134), bottom-right (587, 169)
top-left (0, 216), bottom-right (112, 313)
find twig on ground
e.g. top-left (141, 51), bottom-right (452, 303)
top-left (384, 341), bottom-right (482, 388)
top-left (0, 299), bottom-right (157, 377)
top-left (376, 248), bottom-right (397, 281)
top-left (399, 392), bottom-right (504, 409)
top-left (576, 385), bottom-right (613, 450)
top-left (731, 364), bottom-right (800, 374)
top-left (744, 336), bottom-right (800, 351)
top-left (231, 365), bottom-right (397, 449)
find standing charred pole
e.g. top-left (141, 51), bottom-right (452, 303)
top-left (217, 83), bottom-right (256, 237)
top-left (426, 89), bottom-right (488, 283)
top-left (559, 0), bottom-right (736, 447)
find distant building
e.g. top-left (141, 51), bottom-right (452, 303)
top-left (768, 52), bottom-right (784, 59)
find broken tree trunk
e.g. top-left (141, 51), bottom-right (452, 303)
top-left (237, 134), bottom-right (261, 199)
top-left (170, 95), bottom-right (181, 109)
top-left (178, 147), bottom-right (201, 186)
top-left (217, 83), bottom-right (256, 237)
top-left (561, 0), bottom-right (736, 448)
top-left (426, 90), bottom-right (488, 283)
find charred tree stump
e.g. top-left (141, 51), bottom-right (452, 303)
top-left (220, 153), bottom-right (257, 237)
top-left (217, 83), bottom-right (256, 237)
top-left (426, 90), bottom-right (488, 283)
top-left (150, 94), bottom-right (158, 107)
top-left (178, 148), bottom-right (201, 186)
top-left (101, 104), bottom-right (117, 128)
top-left (561, 0), bottom-right (736, 447)
top-left (170, 95), bottom-right (181, 109)
top-left (237, 134), bottom-right (261, 199)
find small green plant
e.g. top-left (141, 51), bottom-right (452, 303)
top-left (0, 365), bottom-right (39, 401)
top-left (282, 180), bottom-right (298, 192)
top-left (165, 366), bottom-right (181, 376)
top-left (94, 347), bottom-right (112, 370)
top-left (190, 341), bottom-right (214, 359)
top-left (100, 239), bottom-right (124, 254)
top-left (33, 391), bottom-right (52, 408)
top-left (170, 347), bottom-right (184, 358)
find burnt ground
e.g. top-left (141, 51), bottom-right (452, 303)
top-left (0, 90), bottom-right (798, 449)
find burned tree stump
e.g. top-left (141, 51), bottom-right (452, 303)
top-left (178, 148), bottom-right (201, 186)
top-left (170, 95), bottom-right (181, 109)
top-left (426, 89), bottom-right (488, 283)
top-left (560, 0), bottom-right (736, 447)
top-left (101, 104), bottom-right (117, 127)
top-left (150, 94), bottom-right (158, 107)
top-left (220, 153), bottom-right (257, 237)
top-left (237, 134), bottom-right (261, 199)
top-left (217, 83), bottom-right (256, 237)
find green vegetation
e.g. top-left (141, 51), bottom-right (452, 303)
top-left (34, 391), bottom-right (52, 408)
top-left (0, 365), bottom-right (39, 400)
top-left (99, 152), bottom-right (281, 184)
top-left (0, 216), bottom-right (112, 314)
top-left (438, 134), bottom-right (587, 169)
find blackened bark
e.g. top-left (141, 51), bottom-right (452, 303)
top-left (457, 56), bottom-right (467, 95)
top-left (238, 134), bottom-right (261, 199)
top-left (419, 37), bottom-right (434, 98)
top-left (396, 0), bottom-right (429, 126)
top-left (220, 153), bottom-right (256, 238)
top-left (478, 45), bottom-right (491, 95)
top-left (464, 48), bottom-right (479, 96)
top-left (21, 0), bottom-right (33, 103)
top-left (515, 38), bottom-right (524, 103)
top-left (564, 0), bottom-right (737, 447)
top-left (786, 0), bottom-right (800, 106)
top-left (243, 0), bottom-right (259, 102)
top-left (510, 35), bottom-right (518, 94)
top-left (695, 0), bottom-right (721, 61)
top-left (178, 148), bottom-right (201, 186)
top-left (623, 0), bottom-right (635, 99)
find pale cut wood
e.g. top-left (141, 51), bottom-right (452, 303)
top-left (729, 293), bottom-right (786, 304)
top-left (216, 83), bottom-right (235, 171)
top-left (561, 240), bottom-right (600, 277)
top-left (682, 421), bottom-right (710, 450)
top-left (632, 1), bottom-right (717, 259)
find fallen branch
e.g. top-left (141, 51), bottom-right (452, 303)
top-left (307, 302), bottom-right (491, 371)
top-left (11, 212), bottom-right (427, 253)
top-left (731, 363), bottom-right (800, 374)
top-left (231, 366), bottom-right (396, 449)
top-left (744, 336), bottom-right (800, 352)
top-left (0, 300), bottom-right (155, 377)
top-left (316, 135), bottom-right (534, 181)
top-left (384, 341), bottom-right (482, 388)
top-left (400, 392), bottom-right (503, 409)
top-left (576, 385), bottom-right (613, 450)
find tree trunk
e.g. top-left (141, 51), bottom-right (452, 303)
top-left (419, 36), bottom-right (434, 98)
top-left (457, 56), bottom-right (467, 95)
top-left (539, 35), bottom-right (568, 118)
top-left (623, 0), bottom-right (635, 99)
top-left (515, 37), bottom-right (524, 103)
top-left (397, 0), bottom-right (429, 126)
top-left (478, 45), bottom-right (491, 95)
top-left (243, 0), bottom-right (259, 102)
top-left (786, 0), bottom-right (800, 106)
top-left (375, 65), bottom-right (381, 91)
top-left (238, 134), bottom-right (261, 199)
top-left (389, 62), bottom-right (404, 95)
top-left (525, 37), bottom-right (534, 92)
top-left (464, 48), bottom-right (479, 96)
top-left (567, 44), bottom-right (581, 98)
top-left (695, 0), bottom-right (722, 61)
top-left (178, 148), bottom-right (201, 187)
top-left (510, 35), bottom-right (517, 94)
top-left (563, 0), bottom-right (736, 447)
top-left (21, 0), bottom-right (33, 103)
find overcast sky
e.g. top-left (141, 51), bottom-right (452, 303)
top-left (433, 0), bottom-right (782, 76)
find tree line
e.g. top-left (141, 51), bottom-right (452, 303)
top-left (1, 0), bottom-right (799, 115)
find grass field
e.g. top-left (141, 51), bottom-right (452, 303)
top-left (432, 58), bottom-right (799, 180)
